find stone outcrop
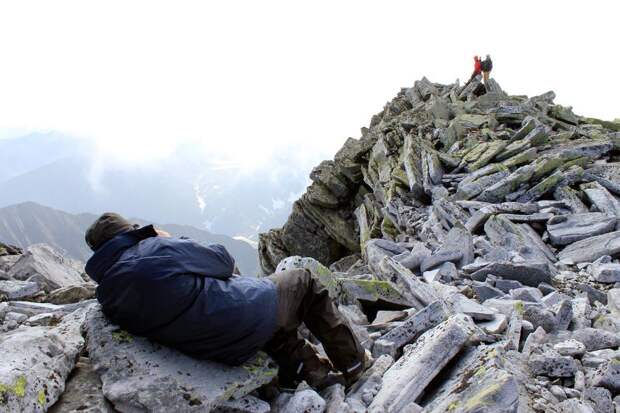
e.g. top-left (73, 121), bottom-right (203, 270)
top-left (85, 306), bottom-right (278, 412)
top-left (256, 76), bottom-right (620, 412)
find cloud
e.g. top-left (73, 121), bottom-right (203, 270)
top-left (0, 0), bottom-right (617, 170)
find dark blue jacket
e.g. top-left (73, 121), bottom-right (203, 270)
top-left (85, 225), bottom-right (278, 365)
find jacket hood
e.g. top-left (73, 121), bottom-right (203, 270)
top-left (85, 225), bottom-right (158, 283)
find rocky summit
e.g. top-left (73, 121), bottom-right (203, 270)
top-left (1, 75), bottom-right (620, 412)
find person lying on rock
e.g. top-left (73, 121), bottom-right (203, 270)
top-left (84, 212), bottom-right (365, 389)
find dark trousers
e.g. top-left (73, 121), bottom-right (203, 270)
top-left (264, 269), bottom-right (365, 385)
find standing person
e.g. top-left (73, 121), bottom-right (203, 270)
top-left (481, 54), bottom-right (493, 83)
top-left (462, 55), bottom-right (482, 91)
top-left (470, 55), bottom-right (482, 81)
top-left (84, 213), bottom-right (366, 389)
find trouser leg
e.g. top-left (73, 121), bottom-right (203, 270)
top-left (266, 269), bottom-right (365, 378)
top-left (263, 329), bottom-right (323, 386)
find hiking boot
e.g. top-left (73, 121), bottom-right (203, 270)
top-left (343, 350), bottom-right (371, 387)
top-left (299, 353), bottom-right (341, 390)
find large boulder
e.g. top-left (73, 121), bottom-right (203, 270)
top-left (0, 304), bottom-right (93, 412)
top-left (8, 244), bottom-right (85, 292)
top-left (85, 306), bottom-right (278, 412)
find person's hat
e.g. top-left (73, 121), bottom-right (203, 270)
top-left (85, 212), bottom-right (136, 251)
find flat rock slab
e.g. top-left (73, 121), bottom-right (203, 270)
top-left (547, 213), bottom-right (617, 247)
top-left (0, 279), bottom-right (40, 300)
top-left (559, 231), bottom-right (620, 264)
top-left (470, 261), bottom-right (555, 287)
top-left (0, 304), bottom-right (92, 412)
top-left (85, 306), bottom-right (278, 412)
top-left (372, 300), bottom-right (446, 358)
top-left (368, 315), bottom-right (474, 413)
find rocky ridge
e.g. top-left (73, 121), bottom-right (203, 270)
top-left (257, 76), bottom-right (620, 412)
top-left (1, 74), bottom-right (620, 412)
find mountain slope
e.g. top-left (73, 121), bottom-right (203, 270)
top-left (258, 77), bottom-right (620, 273)
top-left (0, 202), bottom-right (260, 275)
top-left (0, 139), bottom-right (313, 241)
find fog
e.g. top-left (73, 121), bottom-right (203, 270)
top-left (0, 0), bottom-right (617, 172)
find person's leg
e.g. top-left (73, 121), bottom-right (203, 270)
top-left (267, 269), bottom-right (365, 381)
top-left (263, 329), bottom-right (330, 387)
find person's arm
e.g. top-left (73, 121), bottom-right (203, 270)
top-left (179, 241), bottom-right (236, 280)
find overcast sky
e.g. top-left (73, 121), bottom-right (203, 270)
top-left (0, 1), bottom-right (618, 170)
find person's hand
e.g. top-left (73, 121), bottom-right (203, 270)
top-left (155, 229), bottom-right (172, 237)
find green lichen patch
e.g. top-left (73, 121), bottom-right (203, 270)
top-left (111, 329), bottom-right (134, 343)
top-left (37, 389), bottom-right (46, 406)
top-left (514, 301), bottom-right (524, 316)
top-left (0, 375), bottom-right (27, 403)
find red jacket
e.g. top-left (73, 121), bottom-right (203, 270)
top-left (473, 57), bottom-right (481, 75)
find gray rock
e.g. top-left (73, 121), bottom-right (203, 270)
top-left (542, 291), bottom-right (571, 308)
top-left (477, 313), bottom-right (508, 334)
top-left (375, 258), bottom-right (439, 307)
top-left (279, 388), bottom-right (326, 413)
top-left (555, 299), bottom-right (573, 331)
top-left (393, 242), bottom-right (431, 271)
top-left (523, 305), bottom-right (557, 332)
top-left (510, 286), bottom-right (543, 302)
top-left (558, 231), bottom-right (620, 264)
top-left (590, 256), bottom-right (620, 283)
top-left (368, 315), bottom-right (474, 413)
top-left (571, 296), bottom-right (593, 330)
top-left (583, 386), bottom-right (613, 413)
top-left (48, 357), bottom-right (115, 413)
top-left (582, 349), bottom-right (620, 368)
top-left (495, 279), bottom-right (524, 293)
top-left (576, 282), bottom-right (608, 305)
top-left (472, 281), bottom-right (505, 301)
top-left (213, 395), bottom-right (271, 413)
top-left (484, 215), bottom-right (556, 263)
top-left (85, 306), bottom-right (278, 412)
top-left (372, 301), bottom-right (446, 358)
top-left (538, 282), bottom-right (556, 295)
top-left (591, 359), bottom-right (620, 394)
top-left (571, 328), bottom-right (620, 351)
top-left (593, 315), bottom-right (620, 334)
top-left (547, 213), bottom-right (617, 246)
top-left (321, 384), bottom-right (349, 413)
top-left (528, 351), bottom-right (578, 377)
top-left (345, 355), bottom-right (393, 412)
top-left (0, 280), bottom-right (40, 300)
top-left (522, 326), bottom-right (548, 357)
top-left (582, 181), bottom-right (620, 218)
top-left (471, 261), bottom-right (555, 287)
top-left (420, 250), bottom-right (463, 273)
top-left (554, 339), bottom-right (586, 357)
top-left (4, 311), bottom-right (28, 324)
top-left (0, 305), bottom-right (92, 412)
top-left (557, 399), bottom-right (596, 412)
top-left (608, 289), bottom-right (620, 317)
top-left (48, 284), bottom-right (96, 304)
top-left (25, 312), bottom-right (62, 327)
top-left (445, 292), bottom-right (496, 321)
top-left (8, 244), bottom-right (85, 292)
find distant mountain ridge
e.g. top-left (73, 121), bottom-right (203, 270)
top-left (0, 202), bottom-right (260, 275)
top-left (0, 132), bottom-right (316, 242)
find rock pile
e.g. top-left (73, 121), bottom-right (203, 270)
top-left (2, 74), bottom-right (620, 412)
top-left (259, 76), bottom-right (620, 412)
